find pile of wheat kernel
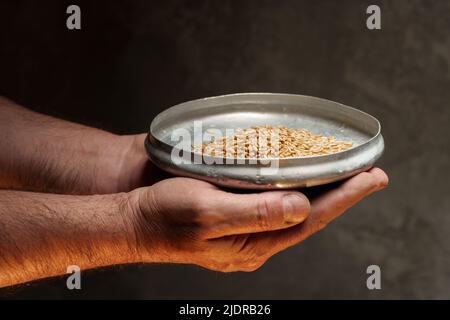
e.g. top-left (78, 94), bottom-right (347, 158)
top-left (192, 125), bottom-right (353, 159)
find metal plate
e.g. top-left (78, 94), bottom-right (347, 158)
top-left (145, 93), bottom-right (384, 189)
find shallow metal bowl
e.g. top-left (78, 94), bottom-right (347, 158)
top-left (145, 93), bottom-right (384, 189)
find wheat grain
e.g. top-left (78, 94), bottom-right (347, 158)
top-left (192, 125), bottom-right (353, 159)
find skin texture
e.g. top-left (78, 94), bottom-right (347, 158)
top-left (0, 97), bottom-right (388, 287)
top-left (131, 169), bottom-right (388, 272)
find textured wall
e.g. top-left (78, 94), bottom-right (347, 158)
top-left (0, 0), bottom-right (449, 299)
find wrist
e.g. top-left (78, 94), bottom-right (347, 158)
top-left (102, 191), bottom-right (143, 265)
top-left (109, 134), bottom-right (150, 192)
top-left (125, 187), bottom-right (174, 264)
top-left (98, 133), bottom-right (165, 194)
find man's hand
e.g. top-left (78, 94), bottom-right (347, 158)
top-left (0, 96), bottom-right (389, 286)
top-left (126, 167), bottom-right (388, 272)
top-left (0, 167), bottom-right (386, 287)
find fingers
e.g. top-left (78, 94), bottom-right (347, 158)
top-left (248, 168), bottom-right (389, 256)
top-left (305, 167), bottom-right (389, 232)
top-left (145, 169), bottom-right (387, 273)
top-left (202, 190), bottom-right (311, 237)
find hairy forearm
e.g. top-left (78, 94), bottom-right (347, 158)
top-left (0, 189), bottom-right (139, 287)
top-left (0, 96), bottom-right (149, 194)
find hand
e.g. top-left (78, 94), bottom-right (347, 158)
top-left (126, 167), bottom-right (388, 272)
top-left (112, 134), bottom-right (171, 192)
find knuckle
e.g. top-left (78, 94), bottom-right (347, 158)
top-left (200, 259), bottom-right (226, 272)
top-left (211, 252), bottom-right (268, 273)
top-left (217, 262), bottom-right (239, 273)
top-left (212, 253), bottom-right (268, 273)
top-left (236, 247), bottom-right (268, 272)
top-left (241, 258), bottom-right (266, 272)
top-left (215, 263), bottom-right (230, 272)
top-left (255, 198), bottom-right (273, 229)
top-left (191, 194), bottom-right (210, 214)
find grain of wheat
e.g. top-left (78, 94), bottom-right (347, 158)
top-left (192, 125), bottom-right (353, 159)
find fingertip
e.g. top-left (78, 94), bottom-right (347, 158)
top-left (368, 167), bottom-right (389, 189)
top-left (336, 169), bottom-right (383, 199)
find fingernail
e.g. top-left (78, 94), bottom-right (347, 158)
top-left (282, 193), bottom-right (310, 223)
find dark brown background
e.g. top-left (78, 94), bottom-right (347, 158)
top-left (0, 0), bottom-right (449, 299)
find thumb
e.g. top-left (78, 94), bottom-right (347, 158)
top-left (205, 190), bottom-right (311, 237)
